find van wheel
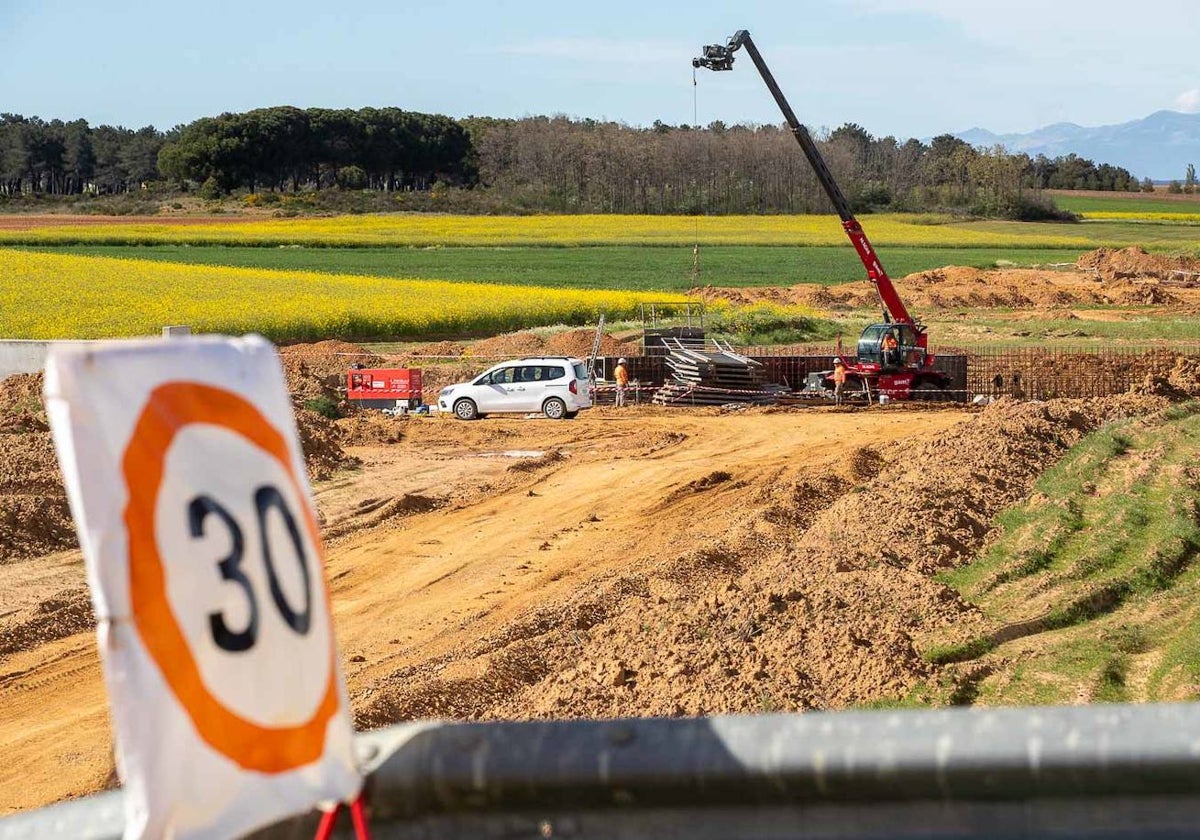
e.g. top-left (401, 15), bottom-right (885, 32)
top-left (543, 397), bottom-right (567, 420)
top-left (453, 398), bottom-right (479, 420)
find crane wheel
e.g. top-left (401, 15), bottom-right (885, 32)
top-left (913, 381), bottom-right (948, 402)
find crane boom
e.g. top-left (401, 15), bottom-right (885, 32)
top-left (694, 29), bottom-right (916, 329)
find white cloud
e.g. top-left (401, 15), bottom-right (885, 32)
top-left (1176, 89), bottom-right (1200, 113)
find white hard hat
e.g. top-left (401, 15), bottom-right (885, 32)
top-left (618, 357), bottom-right (627, 364)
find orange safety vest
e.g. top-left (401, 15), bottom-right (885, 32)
top-left (833, 365), bottom-right (847, 384)
top-left (615, 364), bottom-right (629, 386)
top-left (882, 335), bottom-right (898, 350)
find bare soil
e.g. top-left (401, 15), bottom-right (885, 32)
top-left (1076, 246), bottom-right (1200, 284)
top-left (0, 380), bottom-right (1171, 814)
top-left (453, 329), bottom-right (639, 360)
top-left (692, 250), bottom-right (1200, 312)
top-left (0, 314), bottom-right (1190, 815)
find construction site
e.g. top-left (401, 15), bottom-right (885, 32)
top-left (4, 24), bottom-right (1200, 831)
top-left (3, 240), bottom-right (1200, 815)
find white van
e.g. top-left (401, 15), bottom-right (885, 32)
top-left (438, 357), bottom-right (592, 420)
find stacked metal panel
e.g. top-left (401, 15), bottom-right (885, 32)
top-left (652, 339), bottom-right (781, 406)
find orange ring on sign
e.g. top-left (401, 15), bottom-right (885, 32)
top-left (122, 381), bottom-right (338, 774)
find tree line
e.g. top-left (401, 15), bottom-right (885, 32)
top-left (158, 107), bottom-right (474, 195)
top-left (0, 114), bottom-right (162, 196)
top-left (464, 118), bottom-right (1141, 218)
top-left (0, 108), bottom-right (1146, 217)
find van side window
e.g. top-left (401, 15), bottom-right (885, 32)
top-left (491, 368), bottom-right (515, 385)
top-left (543, 366), bottom-right (566, 381)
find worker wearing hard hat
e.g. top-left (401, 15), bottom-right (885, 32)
top-left (832, 358), bottom-right (847, 405)
top-left (614, 358), bottom-right (630, 407)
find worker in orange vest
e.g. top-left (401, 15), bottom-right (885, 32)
top-left (832, 358), bottom-right (847, 404)
top-left (881, 331), bottom-right (900, 368)
top-left (614, 357), bottom-right (630, 407)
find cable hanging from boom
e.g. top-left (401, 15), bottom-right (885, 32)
top-left (691, 65), bottom-right (701, 287)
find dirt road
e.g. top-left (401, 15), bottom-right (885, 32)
top-left (0, 406), bottom-right (968, 814)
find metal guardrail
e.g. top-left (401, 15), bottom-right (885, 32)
top-left (6, 703), bottom-right (1200, 838)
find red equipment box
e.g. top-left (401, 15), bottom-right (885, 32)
top-left (347, 368), bottom-right (423, 406)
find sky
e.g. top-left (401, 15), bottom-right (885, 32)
top-left (3, 0), bottom-right (1199, 140)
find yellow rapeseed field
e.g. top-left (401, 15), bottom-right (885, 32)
top-left (0, 213), bottom-right (1100, 249)
top-left (1080, 211), bottom-right (1200, 223)
top-left (0, 250), bottom-right (687, 340)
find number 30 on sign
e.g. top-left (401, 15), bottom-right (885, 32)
top-left (46, 336), bottom-right (361, 840)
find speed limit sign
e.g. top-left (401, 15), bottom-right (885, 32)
top-left (45, 336), bottom-right (361, 839)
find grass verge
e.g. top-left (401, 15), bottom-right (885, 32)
top-left (922, 402), bottom-right (1200, 705)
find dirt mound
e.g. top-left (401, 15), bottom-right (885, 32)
top-left (405, 329), bottom-right (635, 370)
top-left (543, 329), bottom-right (636, 359)
top-left (350, 396), bottom-right (1166, 724)
top-left (0, 373), bottom-right (49, 433)
top-left (660, 470), bottom-right (734, 506)
top-left (694, 263), bottom-right (1198, 312)
top-left (279, 339), bottom-right (373, 358)
top-left (0, 388), bottom-right (73, 564)
top-left (1104, 284), bottom-right (1179, 305)
top-left (504, 397), bottom-right (1166, 718)
top-left (466, 331), bottom-right (546, 358)
top-left (323, 493), bottom-right (444, 541)
top-left (846, 445), bottom-right (886, 482)
top-left (280, 341), bottom-right (382, 401)
top-left (292, 404), bottom-right (350, 481)
top-left (1164, 356), bottom-right (1200, 394)
top-left (1077, 247), bottom-right (1200, 285)
top-left (418, 362), bottom-right (484, 396)
top-left (814, 397), bottom-right (1164, 576)
top-left (506, 450), bottom-right (566, 473)
top-left (0, 588), bottom-right (94, 657)
top-left (0, 371), bottom-right (357, 563)
top-left (0, 493), bottom-right (76, 563)
top-left (1132, 355), bottom-right (1200, 399)
top-left (408, 340), bottom-right (467, 358)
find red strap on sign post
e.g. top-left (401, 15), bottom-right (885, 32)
top-left (314, 794), bottom-right (372, 840)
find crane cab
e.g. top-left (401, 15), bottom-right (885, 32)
top-left (856, 323), bottom-right (925, 371)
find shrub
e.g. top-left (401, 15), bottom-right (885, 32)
top-left (304, 395), bottom-right (342, 420)
top-left (336, 166), bottom-right (368, 191)
top-left (197, 176), bottom-right (224, 200)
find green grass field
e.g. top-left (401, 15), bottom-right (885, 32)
top-left (12, 244), bottom-right (1092, 290)
top-left (1051, 192), bottom-right (1200, 216)
top-left (965, 218), bottom-right (1200, 246)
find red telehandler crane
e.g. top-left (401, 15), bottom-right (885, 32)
top-left (693, 30), bottom-right (953, 401)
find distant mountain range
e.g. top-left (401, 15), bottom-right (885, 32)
top-left (953, 110), bottom-right (1200, 181)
